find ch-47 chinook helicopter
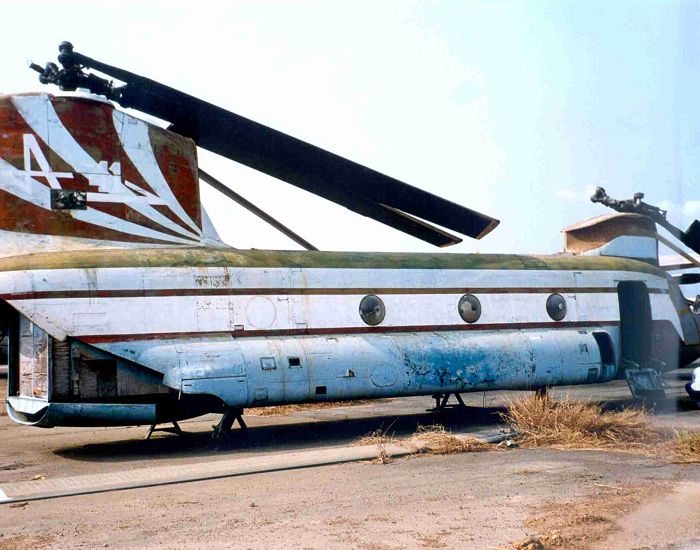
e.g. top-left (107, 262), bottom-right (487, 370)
top-left (1, 42), bottom-right (700, 440)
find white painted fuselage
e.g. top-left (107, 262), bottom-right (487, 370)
top-left (2, 248), bottom-right (695, 427)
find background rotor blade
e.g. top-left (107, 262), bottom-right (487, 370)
top-left (674, 272), bottom-right (700, 285)
top-left (660, 262), bottom-right (696, 271)
top-left (199, 169), bottom-right (318, 251)
top-left (681, 220), bottom-right (700, 255)
top-left (655, 233), bottom-right (700, 270)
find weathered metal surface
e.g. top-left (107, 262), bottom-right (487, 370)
top-left (563, 213), bottom-right (657, 254)
top-left (591, 187), bottom-right (700, 255)
top-left (18, 315), bottom-right (48, 399)
top-left (0, 263), bottom-right (680, 342)
top-left (6, 398), bottom-right (158, 427)
top-left (582, 235), bottom-right (659, 264)
top-left (156, 329), bottom-right (613, 407)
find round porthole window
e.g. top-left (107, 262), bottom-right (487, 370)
top-left (458, 294), bottom-right (481, 323)
top-left (546, 293), bottom-right (567, 321)
top-left (359, 294), bottom-right (386, 326)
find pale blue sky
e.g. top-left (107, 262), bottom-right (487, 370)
top-left (2, 0), bottom-right (699, 268)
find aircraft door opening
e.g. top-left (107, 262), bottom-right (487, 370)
top-left (617, 281), bottom-right (652, 369)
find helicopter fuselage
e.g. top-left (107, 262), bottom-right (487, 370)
top-left (3, 247), bottom-right (695, 427)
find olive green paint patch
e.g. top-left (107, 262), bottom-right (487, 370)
top-left (0, 247), bottom-right (667, 277)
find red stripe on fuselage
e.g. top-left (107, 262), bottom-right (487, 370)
top-left (0, 286), bottom-right (668, 301)
top-left (78, 320), bottom-right (621, 343)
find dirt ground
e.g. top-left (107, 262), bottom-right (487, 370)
top-left (0, 369), bottom-right (699, 549)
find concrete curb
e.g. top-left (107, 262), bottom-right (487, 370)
top-left (0, 442), bottom-right (415, 504)
top-left (0, 431), bottom-right (510, 504)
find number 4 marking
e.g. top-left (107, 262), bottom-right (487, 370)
top-left (23, 134), bottom-right (73, 189)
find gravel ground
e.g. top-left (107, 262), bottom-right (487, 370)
top-left (0, 369), bottom-right (699, 549)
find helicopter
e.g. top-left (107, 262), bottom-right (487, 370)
top-left (1, 42), bottom-right (699, 440)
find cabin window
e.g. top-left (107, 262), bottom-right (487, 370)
top-left (359, 295), bottom-right (386, 326)
top-left (458, 294), bottom-right (481, 323)
top-left (546, 293), bottom-right (567, 321)
top-left (288, 356), bottom-right (302, 368)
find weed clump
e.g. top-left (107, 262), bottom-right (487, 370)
top-left (353, 428), bottom-right (396, 464)
top-left (503, 394), bottom-right (663, 451)
top-left (413, 424), bottom-right (493, 454)
top-left (671, 431), bottom-right (700, 463)
top-left (355, 428), bottom-right (395, 447)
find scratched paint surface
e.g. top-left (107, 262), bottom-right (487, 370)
top-left (93, 329), bottom-right (612, 409)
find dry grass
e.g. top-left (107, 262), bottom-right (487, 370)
top-left (354, 427), bottom-right (396, 464)
top-left (502, 394), bottom-right (664, 451)
top-left (519, 482), bottom-right (665, 549)
top-left (412, 424), bottom-right (493, 455)
top-left (355, 423), bottom-right (494, 462)
top-left (355, 428), bottom-right (395, 447)
top-left (670, 431), bottom-right (700, 464)
top-left (0, 535), bottom-right (57, 550)
top-left (354, 394), bottom-right (690, 466)
top-left (247, 400), bottom-right (373, 416)
top-left (373, 445), bottom-right (392, 465)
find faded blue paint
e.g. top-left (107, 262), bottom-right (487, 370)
top-left (6, 321), bottom-right (620, 426)
top-left (6, 398), bottom-right (158, 428)
top-left (134, 329), bottom-right (616, 407)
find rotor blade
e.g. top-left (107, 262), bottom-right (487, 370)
top-left (656, 233), bottom-right (700, 270)
top-left (655, 217), bottom-right (700, 255)
top-left (201, 168), bottom-right (462, 247)
top-left (62, 47), bottom-right (499, 245)
top-left (681, 220), bottom-right (700, 255)
top-left (169, 115), bottom-right (499, 241)
top-left (673, 273), bottom-right (700, 285)
top-left (198, 169), bottom-right (318, 251)
top-left (660, 262), bottom-right (696, 271)
top-left (339, 197), bottom-right (464, 248)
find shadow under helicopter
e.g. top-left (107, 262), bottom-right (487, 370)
top-left (54, 404), bottom-right (506, 464)
top-left (53, 387), bottom-right (697, 465)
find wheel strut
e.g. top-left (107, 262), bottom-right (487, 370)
top-left (429, 393), bottom-right (467, 412)
top-left (211, 407), bottom-right (247, 443)
top-left (145, 421), bottom-right (183, 439)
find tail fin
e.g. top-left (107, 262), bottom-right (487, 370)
top-left (0, 92), bottom-right (220, 256)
